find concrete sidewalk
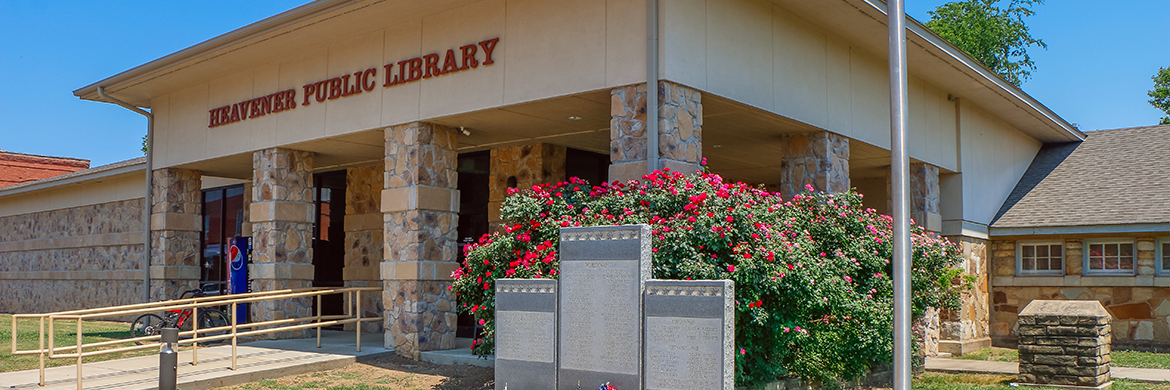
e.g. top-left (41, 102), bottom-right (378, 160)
top-left (1, 331), bottom-right (391, 390)
top-left (926, 357), bottom-right (1170, 383)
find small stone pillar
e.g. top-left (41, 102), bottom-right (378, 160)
top-left (250, 148), bottom-right (316, 335)
top-left (1017, 300), bottom-right (1112, 388)
top-left (149, 168), bottom-right (202, 302)
top-left (609, 81), bottom-right (702, 182)
top-left (343, 164), bottom-right (384, 332)
top-left (778, 132), bottom-right (849, 199)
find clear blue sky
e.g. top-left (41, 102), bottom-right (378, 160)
top-left (1, 1), bottom-right (1167, 167)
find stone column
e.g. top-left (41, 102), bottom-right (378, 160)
top-left (778, 132), bottom-right (850, 199)
top-left (609, 81), bottom-right (702, 182)
top-left (939, 236), bottom-right (993, 355)
top-left (344, 164), bottom-right (384, 332)
top-left (382, 122), bottom-right (460, 359)
top-left (149, 168), bottom-right (202, 302)
top-left (249, 148), bottom-right (316, 336)
top-left (910, 163), bottom-right (942, 232)
top-left (1017, 300), bottom-right (1112, 387)
top-left (488, 143), bottom-right (566, 230)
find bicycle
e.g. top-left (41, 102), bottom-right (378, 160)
top-left (129, 288), bottom-right (232, 345)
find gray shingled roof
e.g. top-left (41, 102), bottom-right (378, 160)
top-left (991, 125), bottom-right (1170, 228)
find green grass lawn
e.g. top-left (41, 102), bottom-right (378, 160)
top-left (0, 313), bottom-right (167, 373)
top-left (914, 372), bottom-right (1170, 389)
top-left (953, 347), bottom-right (1170, 370)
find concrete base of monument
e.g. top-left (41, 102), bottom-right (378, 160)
top-left (1015, 381), bottom-right (1113, 389)
top-left (418, 342), bottom-right (495, 368)
top-left (938, 337), bottom-right (993, 356)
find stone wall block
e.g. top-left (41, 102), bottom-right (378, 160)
top-left (609, 81), bottom-right (702, 182)
top-left (1017, 300), bottom-right (1112, 387)
top-left (250, 148), bottom-right (316, 337)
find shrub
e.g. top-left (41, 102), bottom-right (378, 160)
top-left (450, 167), bottom-right (965, 387)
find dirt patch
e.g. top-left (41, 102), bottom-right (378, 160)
top-left (218, 353), bottom-right (493, 390)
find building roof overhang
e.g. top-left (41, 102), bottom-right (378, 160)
top-left (74, 0), bottom-right (1085, 144)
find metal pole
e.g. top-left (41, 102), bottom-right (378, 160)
top-left (887, 0), bottom-right (911, 388)
top-left (95, 87), bottom-right (153, 304)
top-left (645, 0), bottom-right (660, 175)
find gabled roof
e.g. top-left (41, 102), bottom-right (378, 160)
top-left (991, 125), bottom-right (1170, 233)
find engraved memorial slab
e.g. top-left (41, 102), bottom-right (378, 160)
top-left (557, 225), bottom-right (652, 390)
top-left (644, 280), bottom-right (735, 390)
top-left (495, 279), bottom-right (558, 390)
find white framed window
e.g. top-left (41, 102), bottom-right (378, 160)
top-left (1017, 241), bottom-right (1064, 276)
top-left (1083, 239), bottom-right (1136, 275)
top-left (1157, 238), bottom-right (1170, 276)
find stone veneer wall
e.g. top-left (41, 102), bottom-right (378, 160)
top-left (344, 164), bottom-right (384, 332)
top-left (382, 122), bottom-right (460, 359)
top-left (609, 81), bottom-right (702, 182)
top-left (778, 132), bottom-right (850, 199)
top-left (991, 237), bottom-right (1170, 349)
top-left (0, 199), bottom-right (145, 314)
top-left (150, 168), bottom-right (202, 302)
top-left (487, 143), bottom-right (566, 230)
top-left (250, 148), bottom-right (316, 337)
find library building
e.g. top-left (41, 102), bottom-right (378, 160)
top-left (3, 0), bottom-right (1168, 358)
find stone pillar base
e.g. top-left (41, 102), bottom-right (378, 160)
top-left (608, 159), bottom-right (701, 183)
top-left (384, 280), bottom-right (456, 359)
top-left (937, 337), bottom-right (993, 356)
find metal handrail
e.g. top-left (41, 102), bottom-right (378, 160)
top-left (10, 287), bottom-right (381, 390)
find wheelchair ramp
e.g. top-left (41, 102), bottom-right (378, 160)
top-left (2, 331), bottom-right (391, 390)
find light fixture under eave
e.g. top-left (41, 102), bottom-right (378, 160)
top-left (567, 116), bottom-right (582, 121)
top-left (712, 144), bottom-right (723, 148)
top-left (460, 126), bottom-right (472, 136)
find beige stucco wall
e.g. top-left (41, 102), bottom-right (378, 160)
top-left (151, 0), bottom-right (646, 169)
top-left (955, 103), bottom-right (1042, 226)
top-left (0, 171), bottom-right (143, 218)
top-left (662, 0), bottom-right (959, 172)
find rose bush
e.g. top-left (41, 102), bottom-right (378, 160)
top-left (451, 167), bottom-right (965, 388)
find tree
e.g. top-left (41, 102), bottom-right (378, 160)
top-left (1150, 67), bottom-right (1170, 125)
top-left (925, 0), bottom-right (1047, 86)
top-left (141, 135), bottom-right (148, 154)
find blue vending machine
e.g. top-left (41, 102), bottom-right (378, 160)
top-left (227, 237), bottom-right (251, 324)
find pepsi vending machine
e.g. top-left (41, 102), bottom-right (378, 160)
top-left (227, 237), bottom-right (251, 324)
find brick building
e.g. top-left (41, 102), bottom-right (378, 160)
top-left (0, 150), bottom-right (89, 188)
top-left (0, 0), bottom-right (1099, 359)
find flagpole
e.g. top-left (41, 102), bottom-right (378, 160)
top-left (887, 0), bottom-right (912, 388)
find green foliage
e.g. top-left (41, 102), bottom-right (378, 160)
top-left (925, 0), bottom-right (1046, 86)
top-left (142, 135), bottom-right (148, 154)
top-left (451, 169), bottom-right (967, 387)
top-left (1149, 67), bottom-right (1170, 125)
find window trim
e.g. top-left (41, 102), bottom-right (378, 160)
top-left (1016, 240), bottom-right (1064, 276)
top-left (1157, 238), bottom-right (1170, 276)
top-left (1083, 239), bottom-right (1137, 276)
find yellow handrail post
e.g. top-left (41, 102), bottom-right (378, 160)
top-left (192, 306), bottom-right (199, 365)
top-left (231, 302), bottom-right (238, 371)
top-left (39, 317), bottom-right (45, 386)
top-left (76, 318), bottom-right (82, 390)
top-left (316, 295), bottom-right (322, 348)
top-left (356, 289), bottom-right (362, 352)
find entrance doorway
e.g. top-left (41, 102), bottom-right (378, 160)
top-left (200, 185), bottom-right (246, 295)
top-left (313, 171), bottom-right (347, 319)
